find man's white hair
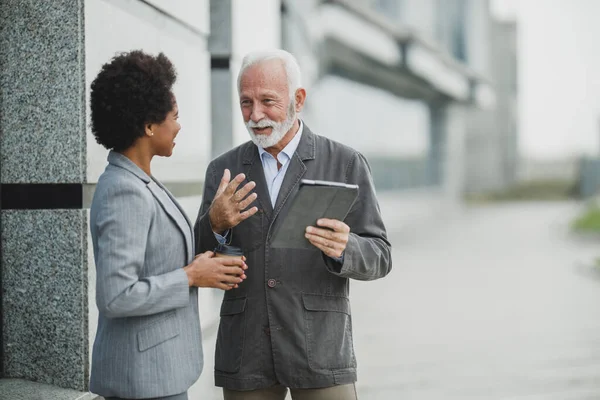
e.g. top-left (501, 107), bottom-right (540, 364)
top-left (237, 49), bottom-right (302, 101)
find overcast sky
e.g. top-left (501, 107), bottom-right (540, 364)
top-left (491, 0), bottom-right (600, 160)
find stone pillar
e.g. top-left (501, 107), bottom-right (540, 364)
top-left (428, 103), bottom-right (447, 187)
top-left (1, 1), bottom-right (212, 398)
top-left (428, 102), bottom-right (466, 202)
top-left (0, 0), bottom-right (90, 393)
top-left (443, 104), bottom-right (467, 203)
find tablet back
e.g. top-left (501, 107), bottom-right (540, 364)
top-left (270, 180), bottom-right (358, 249)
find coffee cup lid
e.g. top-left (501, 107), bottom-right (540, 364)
top-left (214, 243), bottom-right (244, 256)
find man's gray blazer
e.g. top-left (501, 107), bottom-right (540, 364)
top-left (195, 125), bottom-right (392, 390)
top-left (89, 151), bottom-right (202, 398)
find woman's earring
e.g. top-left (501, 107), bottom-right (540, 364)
top-left (149, 131), bottom-right (154, 136)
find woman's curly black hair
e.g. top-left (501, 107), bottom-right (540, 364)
top-left (90, 50), bottom-right (177, 151)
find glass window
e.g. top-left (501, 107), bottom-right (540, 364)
top-left (372, 0), bottom-right (401, 19)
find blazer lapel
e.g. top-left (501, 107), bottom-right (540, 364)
top-left (242, 144), bottom-right (273, 216)
top-left (107, 151), bottom-right (194, 262)
top-left (270, 126), bottom-right (316, 232)
top-left (150, 178), bottom-right (195, 261)
top-left (147, 180), bottom-right (194, 262)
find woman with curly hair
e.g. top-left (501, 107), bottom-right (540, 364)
top-left (88, 50), bottom-right (247, 400)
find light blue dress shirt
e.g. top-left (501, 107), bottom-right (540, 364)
top-left (257, 121), bottom-right (304, 208)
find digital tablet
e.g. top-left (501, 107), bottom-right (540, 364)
top-left (270, 179), bottom-right (359, 249)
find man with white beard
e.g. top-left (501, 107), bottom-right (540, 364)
top-left (194, 49), bottom-right (392, 400)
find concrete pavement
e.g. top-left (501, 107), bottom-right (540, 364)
top-left (191, 200), bottom-right (600, 399)
top-left (353, 200), bottom-right (600, 399)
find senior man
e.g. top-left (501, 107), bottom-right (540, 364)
top-left (195, 49), bottom-right (392, 400)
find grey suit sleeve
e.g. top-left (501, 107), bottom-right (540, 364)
top-left (323, 152), bottom-right (392, 280)
top-left (95, 184), bottom-right (190, 318)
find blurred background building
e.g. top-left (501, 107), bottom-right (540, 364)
top-left (0, 0), bottom-right (519, 398)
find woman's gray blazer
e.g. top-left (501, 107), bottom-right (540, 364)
top-left (89, 151), bottom-right (202, 399)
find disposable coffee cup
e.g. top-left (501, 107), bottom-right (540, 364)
top-left (214, 243), bottom-right (244, 259)
top-left (214, 244), bottom-right (244, 286)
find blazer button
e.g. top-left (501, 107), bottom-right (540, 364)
top-left (267, 279), bottom-right (277, 288)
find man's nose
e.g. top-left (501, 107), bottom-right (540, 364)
top-left (250, 104), bottom-right (266, 122)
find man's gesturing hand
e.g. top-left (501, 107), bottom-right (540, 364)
top-left (305, 218), bottom-right (350, 259)
top-left (209, 169), bottom-right (258, 234)
top-left (184, 251), bottom-right (248, 290)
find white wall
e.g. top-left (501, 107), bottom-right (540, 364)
top-left (145, 0), bottom-right (210, 35)
top-left (230, 0), bottom-right (282, 146)
top-left (400, 0), bottom-right (438, 41)
top-left (304, 76), bottom-right (429, 158)
top-left (282, 0), bottom-right (321, 93)
top-left (85, 0), bottom-right (211, 184)
top-left (465, 0), bottom-right (492, 77)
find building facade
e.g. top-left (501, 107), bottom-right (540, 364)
top-left (0, 0), bottom-right (511, 398)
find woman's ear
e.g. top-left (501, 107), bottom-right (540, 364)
top-left (145, 124), bottom-right (154, 137)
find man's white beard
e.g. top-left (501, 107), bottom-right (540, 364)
top-left (246, 107), bottom-right (296, 149)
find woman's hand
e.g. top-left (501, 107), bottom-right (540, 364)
top-left (184, 251), bottom-right (248, 290)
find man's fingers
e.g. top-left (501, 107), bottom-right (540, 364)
top-left (223, 173), bottom-right (247, 196)
top-left (305, 226), bottom-right (347, 243)
top-left (306, 226), bottom-right (334, 240)
top-left (317, 218), bottom-right (350, 233)
top-left (233, 181), bottom-right (257, 202)
top-left (306, 232), bottom-right (344, 251)
top-left (238, 206), bottom-right (259, 222)
top-left (306, 235), bottom-right (340, 258)
top-left (238, 192), bottom-right (258, 210)
top-left (305, 233), bottom-right (331, 248)
top-left (216, 169), bottom-right (231, 197)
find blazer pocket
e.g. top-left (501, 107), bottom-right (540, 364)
top-left (137, 313), bottom-right (180, 352)
top-left (215, 297), bottom-right (247, 373)
top-left (302, 293), bottom-right (356, 371)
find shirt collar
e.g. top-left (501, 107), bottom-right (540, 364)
top-left (258, 120), bottom-right (304, 161)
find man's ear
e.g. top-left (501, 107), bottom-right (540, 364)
top-left (295, 88), bottom-right (306, 112)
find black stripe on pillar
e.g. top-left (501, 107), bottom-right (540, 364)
top-left (0, 179), bottom-right (3, 377)
top-left (0, 184), bottom-right (83, 210)
top-left (211, 57), bottom-right (230, 70)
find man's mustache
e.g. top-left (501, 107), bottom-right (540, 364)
top-left (247, 119), bottom-right (277, 129)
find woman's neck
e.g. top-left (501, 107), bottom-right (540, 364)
top-left (121, 144), bottom-right (153, 176)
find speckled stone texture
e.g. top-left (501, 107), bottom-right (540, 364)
top-left (0, 0), bottom-right (86, 184)
top-left (0, 379), bottom-right (99, 400)
top-left (1, 210), bottom-right (88, 391)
